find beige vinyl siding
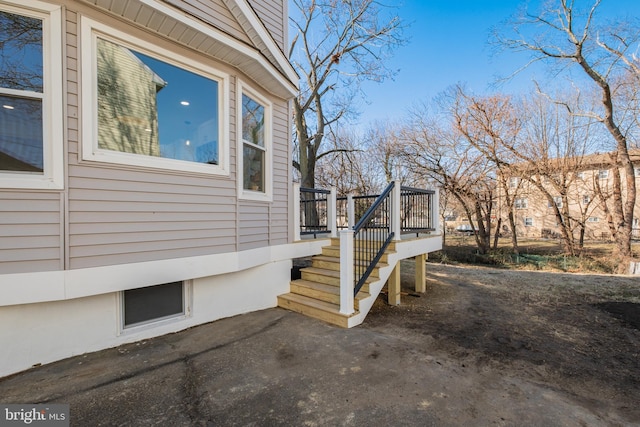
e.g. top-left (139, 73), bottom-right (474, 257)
top-left (271, 100), bottom-right (290, 245)
top-left (67, 165), bottom-right (239, 269)
top-left (67, 9), bottom-right (80, 162)
top-left (0, 3), bottom-right (292, 274)
top-left (164, 0), bottom-right (251, 44)
top-left (67, 8), bottom-right (243, 269)
top-left (0, 193), bottom-right (63, 273)
top-left (248, 0), bottom-right (285, 52)
top-left (238, 203), bottom-right (269, 250)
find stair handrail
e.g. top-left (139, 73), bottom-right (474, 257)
top-left (352, 181), bottom-right (395, 296)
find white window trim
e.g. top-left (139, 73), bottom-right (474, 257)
top-left (524, 217), bottom-right (533, 227)
top-left (0, 0), bottom-right (63, 189)
top-left (237, 80), bottom-right (272, 201)
top-left (117, 280), bottom-right (193, 336)
top-left (80, 17), bottom-right (230, 176)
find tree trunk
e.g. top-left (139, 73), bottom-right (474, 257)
top-left (493, 217), bottom-right (502, 250)
top-left (507, 210), bottom-right (519, 255)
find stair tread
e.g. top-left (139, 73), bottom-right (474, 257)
top-left (302, 267), bottom-right (340, 278)
top-left (323, 245), bottom-right (396, 255)
top-left (291, 279), bottom-right (370, 299)
top-left (302, 267), bottom-right (378, 283)
top-left (279, 292), bottom-right (357, 316)
top-left (313, 255), bottom-right (340, 262)
top-left (312, 255), bottom-right (389, 268)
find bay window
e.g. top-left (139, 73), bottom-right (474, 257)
top-left (81, 18), bottom-right (229, 175)
top-left (239, 82), bottom-right (271, 200)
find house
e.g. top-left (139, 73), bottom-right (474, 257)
top-left (0, 0), bottom-right (441, 378)
top-left (497, 151), bottom-right (640, 240)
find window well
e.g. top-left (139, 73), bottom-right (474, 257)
top-left (123, 281), bottom-right (184, 327)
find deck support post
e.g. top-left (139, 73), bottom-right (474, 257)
top-left (339, 229), bottom-right (355, 315)
top-left (415, 253), bottom-right (426, 293)
top-left (391, 181), bottom-right (401, 241)
top-left (432, 187), bottom-right (440, 234)
top-left (329, 187), bottom-right (337, 238)
top-left (293, 182), bottom-right (301, 242)
top-left (387, 263), bottom-right (401, 306)
top-left (347, 194), bottom-right (355, 229)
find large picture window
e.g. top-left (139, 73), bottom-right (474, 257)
top-left (0, 1), bottom-right (62, 189)
top-left (82, 19), bottom-right (229, 175)
top-left (238, 82), bottom-right (271, 200)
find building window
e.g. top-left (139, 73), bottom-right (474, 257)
top-left (515, 198), bottom-right (528, 209)
top-left (598, 169), bottom-right (609, 179)
top-left (551, 196), bottom-right (563, 208)
top-left (123, 281), bottom-right (189, 328)
top-left (238, 81), bottom-right (271, 200)
top-left (583, 194), bottom-right (590, 204)
top-left (524, 217), bottom-right (533, 227)
top-left (576, 171), bottom-right (585, 180)
top-left (509, 177), bottom-right (519, 188)
top-left (0, 1), bottom-right (63, 189)
top-left (81, 18), bottom-right (229, 175)
top-left (587, 217), bottom-right (599, 223)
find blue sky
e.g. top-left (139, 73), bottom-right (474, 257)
top-left (357, 0), bottom-right (640, 126)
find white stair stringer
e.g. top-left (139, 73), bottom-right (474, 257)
top-left (344, 235), bottom-right (443, 328)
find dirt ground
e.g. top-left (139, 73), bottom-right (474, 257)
top-left (365, 260), bottom-right (640, 425)
top-left (2, 260), bottom-right (639, 425)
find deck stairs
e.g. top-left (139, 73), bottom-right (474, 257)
top-left (278, 238), bottom-right (396, 327)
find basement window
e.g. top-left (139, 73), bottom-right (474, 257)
top-left (122, 281), bottom-right (189, 329)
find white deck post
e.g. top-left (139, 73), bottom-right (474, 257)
top-left (339, 229), bottom-right (355, 315)
top-left (293, 182), bottom-right (301, 241)
top-left (329, 186), bottom-right (337, 238)
top-left (392, 181), bottom-right (401, 240)
top-left (433, 187), bottom-right (440, 234)
top-left (347, 194), bottom-right (355, 229)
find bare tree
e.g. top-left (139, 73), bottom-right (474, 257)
top-left (0, 11), bottom-right (43, 91)
top-left (401, 105), bottom-right (496, 254)
top-left (289, 0), bottom-right (405, 189)
top-left (515, 92), bottom-right (597, 255)
top-left (445, 86), bottom-right (523, 254)
top-left (497, 0), bottom-right (640, 267)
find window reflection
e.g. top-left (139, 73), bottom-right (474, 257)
top-left (0, 11), bottom-right (44, 173)
top-left (0, 11), bottom-right (43, 92)
top-left (96, 38), bottom-right (219, 165)
top-left (242, 94), bottom-right (265, 192)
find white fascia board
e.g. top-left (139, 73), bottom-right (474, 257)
top-left (0, 240), bottom-right (329, 307)
top-left (139, 0), bottom-right (298, 96)
top-left (225, 0), bottom-right (299, 87)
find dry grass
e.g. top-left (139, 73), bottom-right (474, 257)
top-left (431, 235), bottom-right (640, 274)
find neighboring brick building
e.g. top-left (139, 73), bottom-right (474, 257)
top-left (497, 151), bottom-right (640, 241)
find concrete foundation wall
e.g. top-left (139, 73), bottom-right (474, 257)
top-left (0, 252), bottom-right (307, 378)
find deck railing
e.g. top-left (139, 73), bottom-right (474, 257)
top-left (299, 187), bottom-right (331, 237)
top-left (400, 186), bottom-right (436, 235)
top-left (294, 181), bottom-right (439, 314)
top-left (351, 182), bottom-right (395, 296)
